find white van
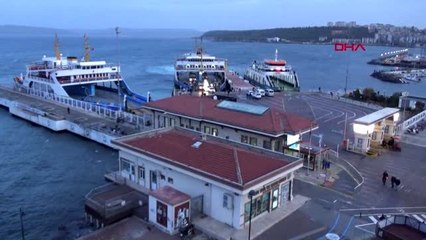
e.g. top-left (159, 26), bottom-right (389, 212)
top-left (266, 89), bottom-right (274, 97)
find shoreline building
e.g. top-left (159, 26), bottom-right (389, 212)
top-left (140, 95), bottom-right (317, 159)
top-left (108, 127), bottom-right (303, 233)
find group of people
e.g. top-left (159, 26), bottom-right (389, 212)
top-left (382, 171), bottom-right (401, 190)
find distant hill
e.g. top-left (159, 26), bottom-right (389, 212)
top-left (0, 25), bottom-right (203, 38)
top-left (202, 26), bottom-right (374, 43)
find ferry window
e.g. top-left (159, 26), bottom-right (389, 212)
top-left (204, 126), bottom-right (211, 134)
top-left (160, 174), bottom-right (165, 180)
top-left (212, 128), bottom-right (218, 136)
top-left (241, 135), bottom-right (249, 144)
top-left (250, 137), bottom-right (258, 146)
top-left (139, 167), bottom-right (145, 180)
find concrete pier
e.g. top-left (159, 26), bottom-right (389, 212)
top-left (0, 85), bottom-right (153, 148)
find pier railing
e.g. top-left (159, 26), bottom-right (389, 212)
top-left (14, 85), bottom-right (153, 130)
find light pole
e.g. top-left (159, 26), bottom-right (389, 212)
top-left (19, 208), bottom-right (25, 240)
top-left (248, 190), bottom-right (256, 240)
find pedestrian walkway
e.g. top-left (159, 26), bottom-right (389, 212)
top-left (192, 195), bottom-right (310, 240)
top-left (294, 162), bottom-right (357, 196)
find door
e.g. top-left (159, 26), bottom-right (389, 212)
top-left (281, 182), bottom-right (290, 207)
top-left (156, 201), bottom-right (168, 228)
top-left (150, 170), bottom-right (158, 190)
top-left (271, 188), bottom-right (279, 210)
top-left (138, 166), bottom-right (145, 187)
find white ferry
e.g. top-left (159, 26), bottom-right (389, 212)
top-left (173, 43), bottom-right (229, 96)
top-left (244, 49), bottom-right (300, 91)
top-left (14, 34), bottom-right (147, 111)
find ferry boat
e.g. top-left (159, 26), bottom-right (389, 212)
top-left (244, 49), bottom-right (300, 91)
top-left (173, 43), bottom-right (229, 96)
top-left (14, 34), bottom-right (147, 111)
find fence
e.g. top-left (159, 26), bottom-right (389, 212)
top-left (12, 85), bottom-right (152, 130)
top-left (399, 109), bottom-right (426, 131)
top-left (376, 215), bottom-right (426, 239)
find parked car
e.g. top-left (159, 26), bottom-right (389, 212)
top-left (250, 91), bottom-right (262, 99)
top-left (256, 88), bottom-right (266, 96)
top-left (265, 88), bottom-right (274, 97)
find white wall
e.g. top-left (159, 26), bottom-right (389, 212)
top-left (119, 148), bottom-right (302, 230)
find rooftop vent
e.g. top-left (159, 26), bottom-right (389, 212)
top-left (192, 141), bottom-right (202, 149)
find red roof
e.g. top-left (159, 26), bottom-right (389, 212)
top-left (151, 186), bottom-right (191, 205)
top-left (143, 95), bottom-right (315, 135)
top-left (114, 128), bottom-right (301, 190)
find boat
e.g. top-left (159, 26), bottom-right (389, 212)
top-left (173, 40), bottom-right (229, 96)
top-left (244, 49), bottom-right (300, 92)
top-left (14, 34), bottom-right (147, 111)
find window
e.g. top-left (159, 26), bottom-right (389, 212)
top-left (384, 125), bottom-right (390, 134)
top-left (250, 137), bottom-right (258, 146)
top-left (138, 166), bottom-right (145, 180)
top-left (160, 174), bottom-right (165, 180)
top-left (372, 132), bottom-right (377, 140)
top-left (223, 193), bottom-right (233, 209)
top-left (204, 126), bottom-right (211, 134)
top-left (263, 140), bottom-right (272, 149)
top-left (357, 138), bottom-right (363, 148)
top-left (168, 177), bottom-right (174, 184)
top-left (120, 158), bottom-right (131, 173)
top-left (241, 135), bottom-right (249, 144)
top-left (212, 128), bottom-right (218, 136)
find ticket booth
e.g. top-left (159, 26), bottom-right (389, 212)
top-left (148, 186), bottom-right (191, 234)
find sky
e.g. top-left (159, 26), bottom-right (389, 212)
top-left (0, 0), bottom-right (424, 31)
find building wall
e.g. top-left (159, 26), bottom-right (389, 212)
top-left (118, 149), bottom-right (301, 230)
top-left (146, 109), bottom-right (291, 152)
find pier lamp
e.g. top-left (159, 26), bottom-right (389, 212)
top-left (248, 190), bottom-right (256, 240)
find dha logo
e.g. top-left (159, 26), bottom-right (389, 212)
top-left (334, 43), bottom-right (366, 52)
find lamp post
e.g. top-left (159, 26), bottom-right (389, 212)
top-left (248, 190), bottom-right (256, 240)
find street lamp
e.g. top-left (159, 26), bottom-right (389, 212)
top-left (248, 190), bottom-right (256, 240)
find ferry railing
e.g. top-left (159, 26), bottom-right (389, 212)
top-left (17, 85), bottom-right (153, 130)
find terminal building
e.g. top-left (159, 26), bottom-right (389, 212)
top-left (351, 107), bottom-right (400, 153)
top-left (109, 127), bottom-right (303, 233)
top-left (140, 95), bottom-right (317, 157)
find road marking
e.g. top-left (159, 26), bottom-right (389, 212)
top-left (369, 216), bottom-right (378, 224)
top-left (422, 214), bottom-right (426, 220)
top-left (412, 214), bottom-right (423, 222)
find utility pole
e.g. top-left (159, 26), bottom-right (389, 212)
top-left (306, 124), bottom-right (312, 175)
top-left (115, 27), bottom-right (122, 113)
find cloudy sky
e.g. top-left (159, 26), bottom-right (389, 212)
top-left (1, 0), bottom-right (424, 30)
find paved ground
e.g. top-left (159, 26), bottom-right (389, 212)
top-left (243, 92), bottom-right (426, 240)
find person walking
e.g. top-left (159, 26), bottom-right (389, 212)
top-left (67, 107), bottom-right (70, 114)
top-left (382, 171), bottom-right (389, 186)
top-left (391, 176), bottom-right (396, 188)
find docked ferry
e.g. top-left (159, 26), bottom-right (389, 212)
top-left (14, 35), bottom-right (147, 111)
top-left (173, 45), bottom-right (229, 96)
top-left (244, 49), bottom-right (300, 91)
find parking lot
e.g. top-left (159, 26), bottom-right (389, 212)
top-left (239, 91), bottom-right (377, 149)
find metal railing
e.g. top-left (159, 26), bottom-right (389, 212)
top-left (13, 85), bottom-right (153, 130)
top-left (376, 215), bottom-right (426, 238)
